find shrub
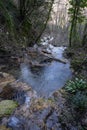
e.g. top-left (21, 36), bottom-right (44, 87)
top-left (71, 59), bottom-right (83, 71)
top-left (71, 92), bottom-right (87, 111)
top-left (66, 78), bottom-right (87, 93)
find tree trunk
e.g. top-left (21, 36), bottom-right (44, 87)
top-left (35, 0), bottom-right (54, 44)
top-left (82, 23), bottom-right (87, 46)
top-left (69, 6), bottom-right (77, 47)
top-left (19, 0), bottom-right (25, 21)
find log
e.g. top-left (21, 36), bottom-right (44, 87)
top-left (40, 52), bottom-right (67, 64)
top-left (28, 60), bottom-right (49, 67)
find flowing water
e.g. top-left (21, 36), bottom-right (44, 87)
top-left (20, 45), bottom-right (72, 97)
top-left (7, 42), bottom-right (72, 129)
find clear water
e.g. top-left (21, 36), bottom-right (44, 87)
top-left (20, 46), bottom-right (72, 97)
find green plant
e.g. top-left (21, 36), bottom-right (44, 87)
top-left (0, 0), bottom-right (54, 46)
top-left (0, 0), bottom-right (15, 33)
top-left (66, 78), bottom-right (87, 93)
top-left (71, 58), bottom-right (83, 71)
top-left (71, 92), bottom-right (87, 111)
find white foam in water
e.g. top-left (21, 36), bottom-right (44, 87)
top-left (41, 41), bottom-right (48, 46)
top-left (49, 37), bottom-right (54, 42)
top-left (25, 96), bottom-right (31, 107)
top-left (51, 46), bottom-right (66, 59)
top-left (40, 36), bottom-right (66, 59)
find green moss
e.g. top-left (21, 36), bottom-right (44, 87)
top-left (0, 100), bottom-right (18, 118)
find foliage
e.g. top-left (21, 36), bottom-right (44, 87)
top-left (68, 0), bottom-right (87, 46)
top-left (0, 0), bottom-right (15, 33)
top-left (71, 58), bottom-right (83, 71)
top-left (82, 22), bottom-right (87, 46)
top-left (71, 92), bottom-right (87, 111)
top-left (66, 78), bottom-right (87, 93)
top-left (66, 78), bottom-right (87, 112)
top-left (0, 0), bottom-right (54, 46)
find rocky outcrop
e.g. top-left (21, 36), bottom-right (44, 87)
top-left (0, 72), bottom-right (37, 129)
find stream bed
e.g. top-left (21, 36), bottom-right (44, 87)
top-left (20, 45), bottom-right (72, 97)
top-left (0, 41), bottom-right (73, 130)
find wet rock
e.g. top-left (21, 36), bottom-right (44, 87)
top-left (0, 72), bottom-right (15, 93)
top-left (6, 82), bottom-right (38, 118)
top-left (0, 100), bottom-right (18, 118)
top-left (0, 72), bottom-right (26, 104)
top-left (10, 81), bottom-right (37, 106)
top-left (39, 107), bottom-right (53, 121)
top-left (0, 72), bottom-right (38, 123)
top-left (0, 70), bottom-right (74, 130)
top-left (22, 107), bottom-right (62, 130)
top-left (8, 116), bottom-right (24, 130)
top-left (46, 111), bottom-right (59, 126)
top-left (10, 81), bottom-right (32, 92)
top-left (52, 89), bottom-right (66, 112)
top-left (25, 122), bottom-right (41, 130)
top-left (0, 72), bottom-right (15, 80)
top-left (1, 117), bottom-right (8, 126)
top-left (82, 117), bottom-right (87, 129)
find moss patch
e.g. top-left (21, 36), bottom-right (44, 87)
top-left (0, 100), bottom-right (18, 118)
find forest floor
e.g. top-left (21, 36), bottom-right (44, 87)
top-left (0, 35), bottom-right (87, 130)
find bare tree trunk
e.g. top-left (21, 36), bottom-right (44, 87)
top-left (35, 0), bottom-right (54, 44)
top-left (69, 6), bottom-right (77, 47)
top-left (82, 22), bottom-right (87, 46)
top-left (18, 0), bottom-right (26, 20)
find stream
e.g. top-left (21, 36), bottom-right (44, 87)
top-left (20, 41), bottom-right (72, 97)
top-left (1, 37), bottom-right (73, 130)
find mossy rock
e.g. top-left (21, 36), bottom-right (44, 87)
top-left (0, 100), bottom-right (18, 118)
top-left (0, 125), bottom-right (11, 130)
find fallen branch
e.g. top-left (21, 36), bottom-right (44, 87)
top-left (41, 52), bottom-right (67, 64)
